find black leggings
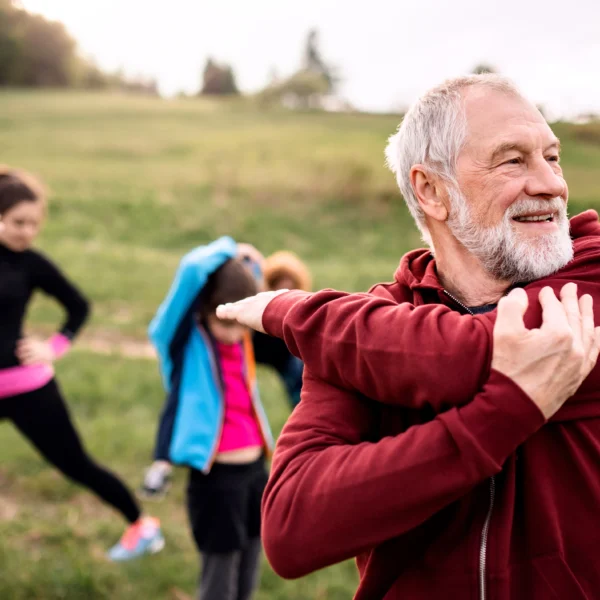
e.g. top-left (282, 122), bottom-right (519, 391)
top-left (0, 379), bottom-right (140, 523)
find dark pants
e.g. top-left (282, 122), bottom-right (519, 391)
top-left (187, 458), bottom-right (268, 600)
top-left (198, 537), bottom-right (262, 600)
top-left (0, 380), bottom-right (141, 523)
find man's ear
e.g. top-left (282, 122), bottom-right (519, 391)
top-left (410, 165), bottom-right (450, 223)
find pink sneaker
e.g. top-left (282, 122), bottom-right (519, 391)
top-left (107, 517), bottom-right (165, 561)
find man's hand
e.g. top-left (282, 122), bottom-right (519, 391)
top-left (492, 283), bottom-right (600, 419)
top-left (16, 337), bottom-right (55, 366)
top-left (216, 290), bottom-right (290, 333)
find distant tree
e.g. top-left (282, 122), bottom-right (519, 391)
top-left (17, 13), bottom-right (78, 86)
top-left (258, 29), bottom-right (340, 110)
top-left (78, 61), bottom-right (109, 89)
top-left (0, 1), bottom-right (22, 84)
top-left (303, 28), bottom-right (338, 94)
top-left (472, 63), bottom-right (497, 75)
top-left (304, 30), bottom-right (322, 71)
top-left (199, 58), bottom-right (239, 95)
top-left (259, 69), bottom-right (329, 109)
top-left (0, 1), bottom-right (158, 93)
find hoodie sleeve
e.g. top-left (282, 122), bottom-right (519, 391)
top-left (262, 368), bottom-right (545, 579)
top-left (262, 289), bottom-right (494, 411)
top-left (148, 236), bottom-right (237, 390)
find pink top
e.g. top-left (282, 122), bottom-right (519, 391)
top-left (0, 334), bottom-right (71, 399)
top-left (216, 341), bottom-right (263, 453)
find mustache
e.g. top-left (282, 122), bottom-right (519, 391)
top-left (505, 198), bottom-right (566, 219)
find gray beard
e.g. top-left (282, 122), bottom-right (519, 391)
top-left (447, 191), bottom-right (574, 283)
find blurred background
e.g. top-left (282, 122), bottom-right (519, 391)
top-left (1, 0), bottom-right (599, 598)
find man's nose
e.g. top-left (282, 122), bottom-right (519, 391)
top-left (524, 157), bottom-right (566, 199)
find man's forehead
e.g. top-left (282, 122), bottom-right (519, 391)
top-left (461, 88), bottom-right (556, 153)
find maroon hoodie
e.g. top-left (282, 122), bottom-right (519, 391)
top-left (261, 210), bottom-right (600, 599)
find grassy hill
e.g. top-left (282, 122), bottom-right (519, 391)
top-left (0, 90), bottom-right (599, 599)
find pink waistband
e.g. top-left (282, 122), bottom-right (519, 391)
top-left (0, 363), bottom-right (55, 399)
top-left (0, 334), bottom-right (69, 399)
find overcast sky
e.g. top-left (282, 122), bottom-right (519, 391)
top-left (21, 0), bottom-right (600, 119)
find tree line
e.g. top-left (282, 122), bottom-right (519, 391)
top-left (1, 0), bottom-right (340, 106)
top-left (0, 0), bottom-right (157, 93)
top-left (1, 1), bottom-right (515, 114)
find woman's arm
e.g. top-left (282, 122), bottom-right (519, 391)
top-left (33, 251), bottom-right (90, 357)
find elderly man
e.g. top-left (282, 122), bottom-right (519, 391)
top-left (217, 75), bottom-right (600, 599)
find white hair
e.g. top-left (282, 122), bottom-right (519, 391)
top-left (385, 74), bottom-right (523, 247)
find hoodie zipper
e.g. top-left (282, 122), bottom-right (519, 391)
top-left (479, 475), bottom-right (496, 600)
top-left (442, 289), bottom-right (473, 315)
top-left (443, 289), bottom-right (495, 600)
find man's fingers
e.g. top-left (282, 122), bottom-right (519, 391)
top-left (217, 295), bottom-right (256, 317)
top-left (215, 296), bottom-right (264, 332)
top-left (560, 283), bottom-right (582, 340)
top-left (539, 286), bottom-right (570, 333)
top-left (586, 326), bottom-right (600, 372)
top-left (216, 302), bottom-right (240, 321)
top-left (579, 293), bottom-right (595, 354)
top-left (216, 289), bottom-right (289, 333)
top-left (495, 287), bottom-right (528, 337)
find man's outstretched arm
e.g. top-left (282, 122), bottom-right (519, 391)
top-left (218, 284), bottom-right (590, 412)
top-left (265, 288), bottom-right (493, 410)
top-left (219, 288), bottom-right (492, 410)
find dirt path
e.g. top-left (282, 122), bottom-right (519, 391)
top-left (78, 333), bottom-right (156, 359)
top-left (76, 332), bottom-right (156, 359)
top-left (26, 325), bottom-right (156, 359)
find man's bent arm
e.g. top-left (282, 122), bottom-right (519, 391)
top-left (262, 369), bottom-right (544, 579)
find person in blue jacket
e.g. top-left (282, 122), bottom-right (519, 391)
top-left (144, 237), bottom-right (275, 600)
top-left (139, 244), bottom-right (310, 501)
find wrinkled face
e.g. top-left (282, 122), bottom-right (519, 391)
top-left (206, 313), bottom-right (248, 345)
top-left (447, 88), bottom-right (572, 282)
top-left (0, 200), bottom-right (44, 252)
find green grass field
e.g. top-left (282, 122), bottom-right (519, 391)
top-left (1, 90), bottom-right (599, 599)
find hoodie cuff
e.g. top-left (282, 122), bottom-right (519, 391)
top-left (445, 369), bottom-right (546, 476)
top-left (262, 290), bottom-right (312, 338)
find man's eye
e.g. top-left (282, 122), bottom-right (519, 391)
top-left (547, 155), bottom-right (560, 162)
top-left (504, 158), bottom-right (521, 165)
